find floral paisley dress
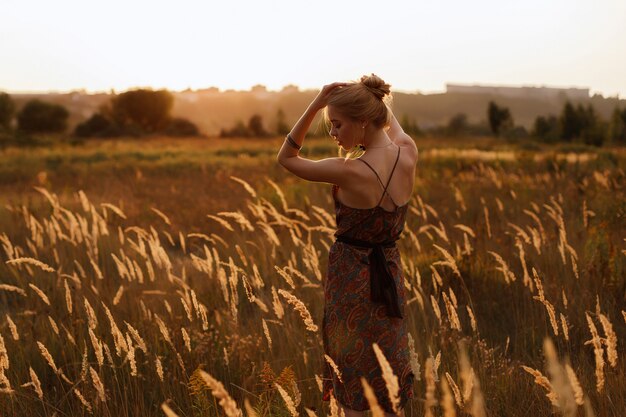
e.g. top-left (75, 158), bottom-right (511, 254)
top-left (321, 145), bottom-right (415, 413)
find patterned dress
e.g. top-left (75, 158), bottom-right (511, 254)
top-left (321, 147), bottom-right (415, 413)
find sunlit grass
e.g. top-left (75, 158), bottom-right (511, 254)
top-left (0, 137), bottom-right (624, 416)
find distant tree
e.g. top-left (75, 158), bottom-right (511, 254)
top-left (248, 114), bottom-right (268, 137)
top-left (0, 92), bottom-right (16, 130)
top-left (559, 101), bottom-right (606, 145)
top-left (17, 100), bottom-right (69, 133)
top-left (578, 103), bottom-right (606, 146)
top-left (487, 101), bottom-right (513, 137)
top-left (447, 113), bottom-right (468, 136)
top-left (532, 115), bottom-right (560, 143)
top-left (110, 89), bottom-right (173, 133)
top-left (275, 108), bottom-right (290, 136)
top-left (74, 113), bottom-right (114, 137)
top-left (559, 101), bottom-right (582, 141)
top-left (165, 118), bottom-right (200, 137)
top-left (504, 125), bottom-right (529, 140)
top-left (607, 107), bottom-right (626, 145)
top-left (220, 120), bottom-right (250, 138)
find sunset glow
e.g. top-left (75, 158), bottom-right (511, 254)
top-left (1, 0), bottom-right (625, 96)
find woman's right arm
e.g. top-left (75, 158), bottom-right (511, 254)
top-left (276, 82), bottom-right (356, 185)
top-left (277, 82), bottom-right (347, 164)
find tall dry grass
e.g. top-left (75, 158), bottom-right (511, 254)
top-left (0, 139), bottom-right (624, 416)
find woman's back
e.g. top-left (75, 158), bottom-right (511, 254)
top-left (334, 142), bottom-right (417, 213)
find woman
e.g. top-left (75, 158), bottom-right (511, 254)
top-left (277, 74), bottom-right (418, 417)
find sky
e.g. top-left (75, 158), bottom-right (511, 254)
top-left (1, 0), bottom-right (625, 97)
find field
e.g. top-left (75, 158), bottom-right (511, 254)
top-left (0, 136), bottom-right (625, 417)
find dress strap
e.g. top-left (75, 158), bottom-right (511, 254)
top-left (356, 159), bottom-right (386, 189)
top-left (357, 145), bottom-right (401, 207)
top-left (379, 145), bottom-right (402, 205)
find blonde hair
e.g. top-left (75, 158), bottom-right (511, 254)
top-left (323, 73), bottom-right (393, 129)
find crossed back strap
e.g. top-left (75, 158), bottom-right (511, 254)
top-left (357, 145), bottom-right (401, 207)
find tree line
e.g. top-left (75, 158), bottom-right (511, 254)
top-left (0, 89), bottom-right (199, 143)
top-left (2, 90), bottom-right (625, 147)
top-left (400, 100), bottom-right (626, 146)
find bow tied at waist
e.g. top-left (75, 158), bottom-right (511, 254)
top-left (335, 233), bottom-right (403, 318)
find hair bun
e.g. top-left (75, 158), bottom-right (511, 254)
top-left (360, 73), bottom-right (391, 100)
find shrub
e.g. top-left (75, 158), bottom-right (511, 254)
top-left (17, 100), bottom-right (68, 133)
top-left (165, 118), bottom-right (200, 137)
top-left (0, 92), bottom-right (16, 130)
top-left (74, 113), bottom-right (114, 137)
top-left (110, 89), bottom-right (173, 133)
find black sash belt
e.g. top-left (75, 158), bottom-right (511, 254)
top-left (335, 234), bottom-right (403, 318)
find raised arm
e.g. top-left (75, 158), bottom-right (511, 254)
top-left (386, 108), bottom-right (418, 157)
top-left (277, 83), bottom-right (353, 184)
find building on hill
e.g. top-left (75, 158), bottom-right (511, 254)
top-left (446, 83), bottom-right (589, 100)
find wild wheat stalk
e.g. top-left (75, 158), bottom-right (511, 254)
top-left (560, 313), bottom-right (569, 341)
top-left (585, 313), bottom-right (605, 393)
top-left (230, 176), bottom-right (258, 198)
top-left (445, 372), bottom-right (463, 407)
top-left (5, 257), bottom-right (55, 272)
top-left (28, 283), bottom-right (51, 306)
top-left (125, 322), bottom-right (147, 354)
top-left (360, 377), bottom-right (385, 417)
top-left (543, 338), bottom-right (576, 415)
top-left (73, 387), bottom-right (93, 413)
top-left (28, 367), bottom-right (43, 400)
top-left (424, 357), bottom-right (436, 417)
top-left (443, 292), bottom-right (462, 331)
top-left (271, 286), bottom-right (285, 319)
top-left (90, 366), bottom-right (106, 402)
top-left (37, 341), bottom-right (58, 374)
top-left (0, 334), bottom-right (8, 371)
top-left (324, 354), bottom-right (343, 383)
top-left (64, 279), bottom-right (72, 314)
top-left (521, 366), bottom-right (558, 406)
top-left (441, 377), bottom-right (457, 417)
top-left (565, 364), bottom-right (584, 406)
top-left (155, 356), bottom-right (164, 382)
top-left (262, 319), bottom-right (272, 349)
top-left (278, 289), bottom-right (318, 332)
top-left (466, 306), bottom-right (478, 333)
top-left (275, 383), bottom-right (298, 417)
top-left (198, 370), bottom-right (242, 417)
top-left (407, 333), bottom-right (421, 380)
top-left (372, 342), bottom-right (400, 414)
top-left (5, 315), bottom-right (19, 341)
top-left (432, 244), bottom-right (462, 278)
top-left (0, 285), bottom-right (26, 297)
top-left (598, 313), bottom-right (618, 368)
top-left (430, 295), bottom-right (442, 324)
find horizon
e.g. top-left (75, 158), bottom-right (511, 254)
top-left (4, 81), bottom-right (616, 98)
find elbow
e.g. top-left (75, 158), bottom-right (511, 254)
top-left (277, 152), bottom-right (297, 169)
top-left (277, 153), bottom-right (286, 167)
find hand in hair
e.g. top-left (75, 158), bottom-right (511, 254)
top-left (311, 82), bottom-right (348, 110)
